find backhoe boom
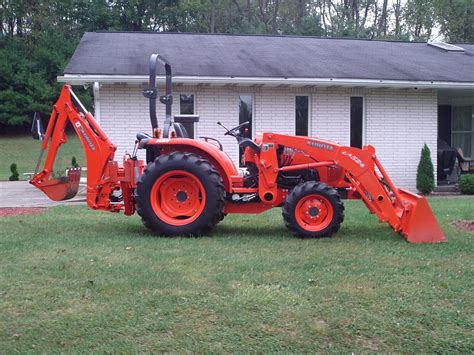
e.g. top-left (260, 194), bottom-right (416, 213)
top-left (30, 85), bottom-right (142, 215)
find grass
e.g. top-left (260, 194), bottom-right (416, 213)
top-left (0, 197), bottom-right (473, 352)
top-left (0, 134), bottom-right (85, 180)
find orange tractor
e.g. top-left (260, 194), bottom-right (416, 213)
top-left (31, 54), bottom-right (445, 243)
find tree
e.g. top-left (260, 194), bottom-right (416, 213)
top-left (434, 0), bottom-right (474, 42)
top-left (9, 163), bottom-right (19, 181)
top-left (0, 38), bottom-right (50, 127)
top-left (392, 0), bottom-right (403, 38)
top-left (404, 0), bottom-right (435, 40)
top-left (0, 0), bottom-right (470, 131)
top-left (416, 143), bottom-right (435, 195)
top-left (377, 0), bottom-right (389, 37)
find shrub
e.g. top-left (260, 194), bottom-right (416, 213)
top-left (416, 143), bottom-right (435, 195)
top-left (9, 163), bottom-right (19, 181)
top-left (71, 156), bottom-right (79, 168)
top-left (459, 174), bottom-right (474, 195)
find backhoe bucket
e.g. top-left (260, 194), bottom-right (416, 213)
top-left (33, 168), bottom-right (82, 201)
top-left (398, 189), bottom-right (446, 243)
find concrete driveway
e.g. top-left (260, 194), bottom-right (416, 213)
top-left (0, 181), bottom-right (86, 208)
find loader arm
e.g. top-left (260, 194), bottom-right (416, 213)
top-left (30, 85), bottom-right (140, 214)
top-left (258, 133), bottom-right (446, 243)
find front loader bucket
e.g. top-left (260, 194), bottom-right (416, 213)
top-left (32, 168), bottom-right (82, 201)
top-left (397, 189), bottom-right (446, 243)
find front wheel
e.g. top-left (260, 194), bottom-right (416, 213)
top-left (135, 152), bottom-right (225, 236)
top-left (282, 181), bottom-right (344, 238)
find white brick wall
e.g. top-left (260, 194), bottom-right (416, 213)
top-left (97, 84), bottom-right (438, 190)
top-left (254, 89), bottom-right (294, 134)
top-left (100, 83), bottom-right (151, 160)
top-left (365, 89), bottom-right (438, 189)
top-left (312, 88), bottom-right (351, 144)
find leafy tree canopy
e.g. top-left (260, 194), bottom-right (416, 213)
top-left (1, 0), bottom-right (473, 130)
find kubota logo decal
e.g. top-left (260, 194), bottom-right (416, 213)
top-left (307, 141), bottom-right (334, 151)
top-left (75, 122), bottom-right (95, 151)
top-left (341, 151), bottom-right (365, 168)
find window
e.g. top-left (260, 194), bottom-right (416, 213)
top-left (350, 97), bottom-right (364, 148)
top-left (179, 94), bottom-right (195, 138)
top-left (295, 96), bottom-right (309, 136)
top-left (452, 106), bottom-right (474, 158)
top-left (239, 95), bottom-right (253, 162)
top-left (239, 95), bottom-right (253, 137)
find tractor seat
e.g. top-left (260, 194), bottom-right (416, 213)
top-left (136, 122), bottom-right (189, 141)
top-left (173, 122), bottom-right (188, 138)
top-left (174, 114), bottom-right (200, 123)
top-left (136, 132), bottom-right (152, 141)
top-left (239, 138), bottom-right (261, 154)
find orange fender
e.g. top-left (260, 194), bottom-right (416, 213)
top-left (148, 138), bottom-right (239, 192)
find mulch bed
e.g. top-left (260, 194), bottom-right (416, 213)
top-left (0, 207), bottom-right (47, 217)
top-left (452, 220), bottom-right (474, 233)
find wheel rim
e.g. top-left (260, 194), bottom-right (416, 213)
top-left (150, 170), bottom-right (206, 226)
top-left (295, 194), bottom-right (334, 232)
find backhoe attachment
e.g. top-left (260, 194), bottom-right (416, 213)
top-left (30, 85), bottom-right (142, 214)
top-left (30, 86), bottom-right (99, 202)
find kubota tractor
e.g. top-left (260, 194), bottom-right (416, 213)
top-left (30, 54), bottom-right (446, 243)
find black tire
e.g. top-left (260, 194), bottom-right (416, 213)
top-left (282, 181), bottom-right (344, 238)
top-left (135, 152), bottom-right (225, 236)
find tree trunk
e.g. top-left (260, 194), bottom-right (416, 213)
top-left (377, 0), bottom-right (388, 37)
top-left (320, 0), bottom-right (328, 35)
top-left (16, 16), bottom-right (23, 36)
top-left (210, 0), bottom-right (216, 33)
top-left (270, 0), bottom-right (280, 33)
top-left (359, 0), bottom-right (372, 31)
top-left (294, 0), bottom-right (305, 32)
top-left (393, 0), bottom-right (402, 38)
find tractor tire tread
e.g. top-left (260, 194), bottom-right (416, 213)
top-left (135, 152), bottom-right (225, 236)
top-left (282, 181), bottom-right (344, 238)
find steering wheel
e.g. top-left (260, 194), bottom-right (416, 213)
top-left (224, 121), bottom-right (250, 136)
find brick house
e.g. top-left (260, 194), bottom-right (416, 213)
top-left (59, 32), bottom-right (474, 190)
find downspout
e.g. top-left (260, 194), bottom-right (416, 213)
top-left (93, 82), bottom-right (101, 124)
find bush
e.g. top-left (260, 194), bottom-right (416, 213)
top-left (9, 163), bottom-right (19, 181)
top-left (459, 174), bottom-right (474, 195)
top-left (416, 143), bottom-right (435, 195)
top-left (71, 156), bottom-right (79, 168)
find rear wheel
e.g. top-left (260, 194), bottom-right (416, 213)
top-left (282, 181), bottom-right (344, 238)
top-left (135, 152), bottom-right (225, 236)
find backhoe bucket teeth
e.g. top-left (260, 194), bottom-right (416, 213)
top-left (397, 189), bottom-right (446, 243)
top-left (34, 168), bottom-right (82, 201)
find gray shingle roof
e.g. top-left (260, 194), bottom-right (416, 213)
top-left (64, 32), bottom-right (474, 83)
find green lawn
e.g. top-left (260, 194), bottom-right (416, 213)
top-left (1, 197), bottom-right (473, 352)
top-left (0, 134), bottom-right (85, 180)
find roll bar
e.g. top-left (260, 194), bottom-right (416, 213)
top-left (143, 53), bottom-right (173, 138)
